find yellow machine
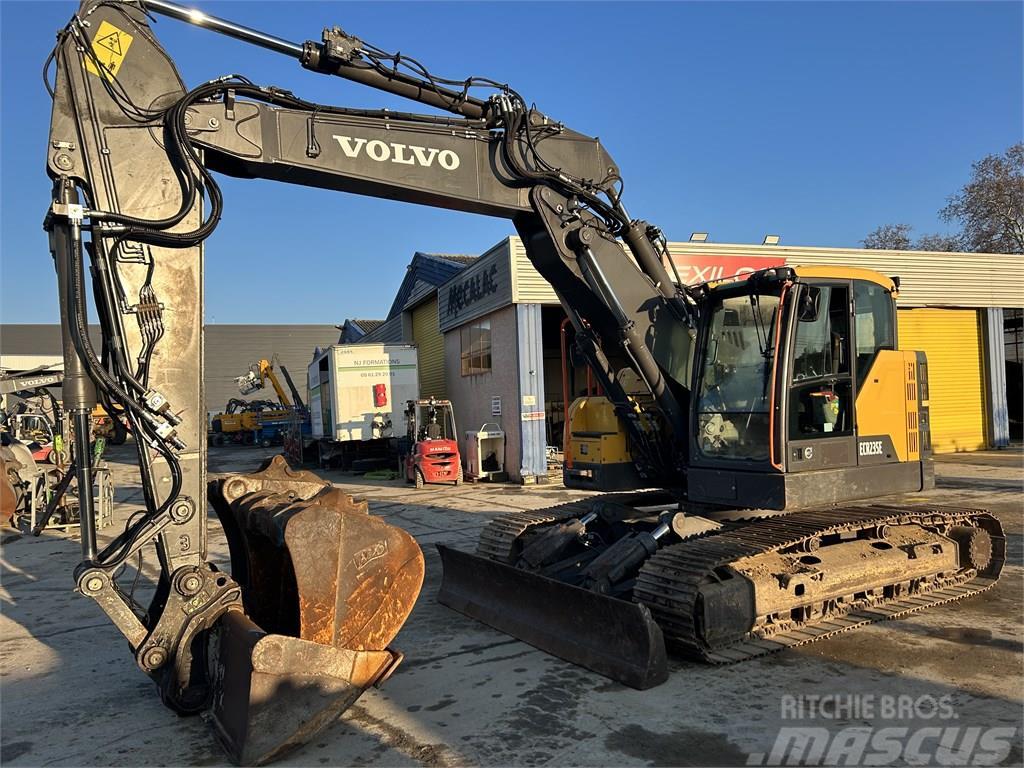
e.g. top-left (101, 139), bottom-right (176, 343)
top-left (234, 358), bottom-right (299, 408)
top-left (440, 265), bottom-right (1003, 688)
top-left (209, 358), bottom-right (304, 445)
top-left (564, 267), bottom-right (932, 505)
top-left (91, 403), bottom-right (128, 445)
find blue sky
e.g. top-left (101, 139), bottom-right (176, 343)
top-left (1, 1), bottom-right (1021, 324)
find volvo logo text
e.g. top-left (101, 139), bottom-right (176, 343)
top-left (332, 135), bottom-right (460, 170)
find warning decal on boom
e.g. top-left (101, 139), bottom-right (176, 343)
top-left (85, 20), bottom-right (134, 80)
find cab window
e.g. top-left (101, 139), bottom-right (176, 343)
top-left (696, 292), bottom-right (780, 460)
top-left (853, 280), bottom-right (895, 389)
top-left (790, 284), bottom-right (854, 438)
top-left (792, 284), bottom-right (850, 381)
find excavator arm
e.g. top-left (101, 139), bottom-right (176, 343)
top-left (237, 359), bottom-right (292, 407)
top-left (43, 0), bottom-right (696, 762)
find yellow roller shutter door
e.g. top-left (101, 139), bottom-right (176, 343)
top-left (898, 308), bottom-right (986, 453)
top-left (412, 297), bottom-right (446, 399)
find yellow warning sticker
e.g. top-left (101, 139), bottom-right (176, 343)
top-left (85, 20), bottom-right (134, 80)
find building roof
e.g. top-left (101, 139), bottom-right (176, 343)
top-left (386, 252), bottom-right (477, 319)
top-left (431, 254), bottom-right (478, 266)
top-left (351, 319), bottom-right (385, 335)
top-left (337, 318), bottom-right (386, 344)
top-left (361, 316), bottom-right (403, 344)
top-left (403, 280), bottom-right (440, 311)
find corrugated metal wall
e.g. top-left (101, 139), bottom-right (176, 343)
top-left (507, 238), bottom-right (1024, 309)
top-left (0, 324), bottom-right (103, 354)
top-left (511, 237), bottom-right (559, 305)
top-left (0, 324), bottom-right (339, 415)
top-left (204, 325), bottom-right (340, 412)
top-left (412, 298), bottom-right (445, 398)
top-left (899, 309), bottom-right (987, 453)
top-left (668, 243), bottom-right (1024, 309)
top-left (516, 304), bottom-right (547, 480)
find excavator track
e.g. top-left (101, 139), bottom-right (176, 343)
top-left (634, 504), bottom-right (1005, 664)
top-left (476, 491), bottom-right (674, 562)
top-left (467, 499), bottom-right (1004, 674)
top-left (476, 504), bottom-right (582, 561)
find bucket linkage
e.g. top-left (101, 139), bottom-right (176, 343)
top-left (208, 456), bottom-right (424, 765)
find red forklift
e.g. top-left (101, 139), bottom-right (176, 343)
top-left (402, 398), bottom-right (462, 488)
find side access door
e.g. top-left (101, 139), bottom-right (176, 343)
top-left (785, 279), bottom-right (858, 473)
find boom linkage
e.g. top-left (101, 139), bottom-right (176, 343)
top-left (42, 0), bottom-right (698, 747)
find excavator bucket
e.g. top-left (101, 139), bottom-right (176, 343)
top-left (208, 456), bottom-right (424, 765)
top-left (437, 545), bottom-right (668, 690)
top-left (1, 456), bottom-right (19, 523)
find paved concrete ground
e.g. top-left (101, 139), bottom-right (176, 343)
top-left (2, 446), bottom-right (1021, 767)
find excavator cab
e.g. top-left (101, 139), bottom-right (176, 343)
top-left (688, 265), bottom-right (935, 508)
top-left (567, 266), bottom-right (934, 509)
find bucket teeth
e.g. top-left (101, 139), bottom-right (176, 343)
top-left (207, 456), bottom-right (424, 764)
top-left (210, 611), bottom-right (401, 766)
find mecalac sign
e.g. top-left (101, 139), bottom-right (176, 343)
top-left (446, 264), bottom-right (500, 318)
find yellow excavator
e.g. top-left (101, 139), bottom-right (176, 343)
top-left (234, 358), bottom-right (304, 409)
top-left (42, 1), bottom-right (1002, 764)
top-left (440, 265), bottom-right (1003, 686)
top-left (209, 358), bottom-right (305, 445)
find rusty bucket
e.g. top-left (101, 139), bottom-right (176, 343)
top-left (208, 456), bottom-right (424, 764)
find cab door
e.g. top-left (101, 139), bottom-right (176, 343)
top-left (852, 278), bottom-right (910, 465)
top-left (785, 281), bottom-right (858, 472)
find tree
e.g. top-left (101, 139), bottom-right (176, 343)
top-left (862, 223), bottom-right (912, 250)
top-left (940, 143), bottom-right (1024, 254)
top-left (914, 232), bottom-right (962, 252)
top-left (861, 224), bottom-right (962, 252)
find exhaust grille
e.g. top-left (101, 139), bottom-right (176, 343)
top-left (906, 361), bottom-right (919, 456)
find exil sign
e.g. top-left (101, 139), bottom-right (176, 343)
top-left (666, 253), bottom-right (786, 286)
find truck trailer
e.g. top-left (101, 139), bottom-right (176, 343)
top-left (307, 344), bottom-right (419, 468)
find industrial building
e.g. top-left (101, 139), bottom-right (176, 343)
top-left (5, 243), bottom-right (1021, 483)
top-left (0, 324), bottom-right (339, 414)
top-left (355, 238), bottom-right (1024, 483)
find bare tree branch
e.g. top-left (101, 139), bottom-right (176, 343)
top-left (940, 143), bottom-right (1024, 254)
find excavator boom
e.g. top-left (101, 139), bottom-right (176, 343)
top-left (45, 0), bottom-right (696, 760)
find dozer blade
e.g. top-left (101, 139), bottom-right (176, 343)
top-left (437, 544), bottom-right (667, 690)
top-left (208, 456), bottom-right (424, 765)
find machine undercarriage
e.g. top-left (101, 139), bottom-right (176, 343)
top-left (439, 496), bottom-right (1005, 687)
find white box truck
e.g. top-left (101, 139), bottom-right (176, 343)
top-left (307, 344), bottom-right (418, 468)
